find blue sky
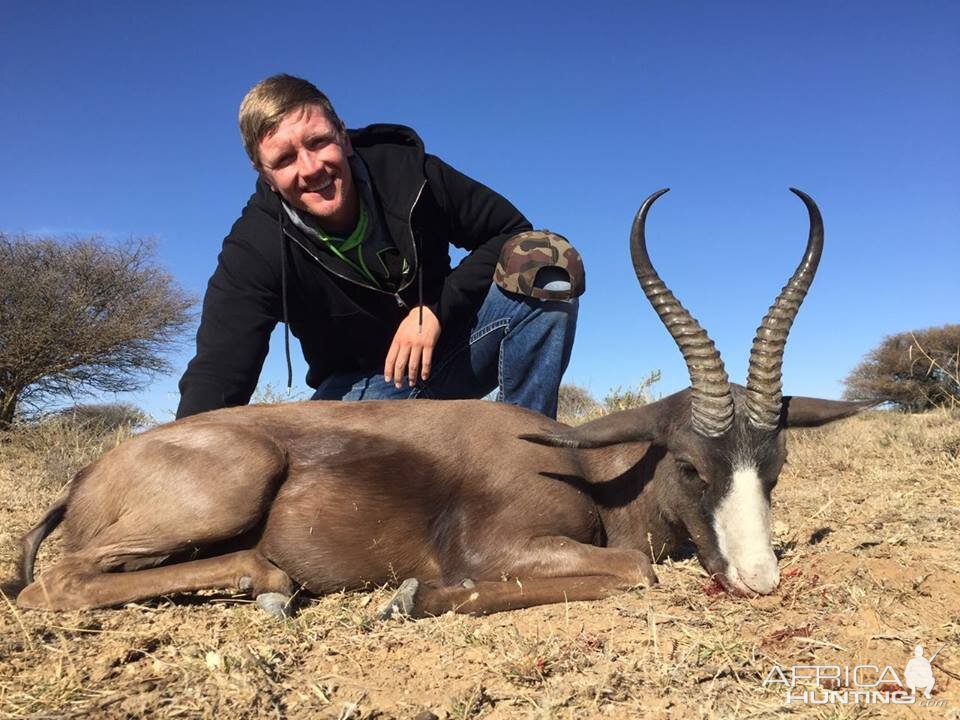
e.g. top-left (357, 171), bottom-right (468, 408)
top-left (2, 2), bottom-right (957, 421)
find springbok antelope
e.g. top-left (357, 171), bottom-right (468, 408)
top-left (13, 189), bottom-right (874, 618)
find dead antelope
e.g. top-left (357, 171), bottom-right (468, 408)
top-left (13, 189), bottom-right (874, 618)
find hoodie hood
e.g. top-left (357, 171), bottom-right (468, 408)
top-left (350, 123), bottom-right (425, 151)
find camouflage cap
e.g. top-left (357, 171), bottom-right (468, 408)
top-left (494, 230), bottom-right (586, 300)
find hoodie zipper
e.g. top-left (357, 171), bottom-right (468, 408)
top-left (283, 179), bottom-right (426, 310)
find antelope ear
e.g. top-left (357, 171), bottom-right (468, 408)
top-left (520, 403), bottom-right (664, 448)
top-left (781, 396), bottom-right (881, 428)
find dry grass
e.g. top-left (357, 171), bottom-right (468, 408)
top-left (1, 410), bottom-right (959, 719)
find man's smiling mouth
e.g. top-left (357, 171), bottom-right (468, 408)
top-left (304, 178), bottom-right (334, 194)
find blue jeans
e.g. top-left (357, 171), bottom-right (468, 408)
top-left (311, 284), bottom-right (578, 418)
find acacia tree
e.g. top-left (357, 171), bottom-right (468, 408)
top-left (0, 234), bottom-right (193, 428)
top-left (843, 324), bottom-right (960, 412)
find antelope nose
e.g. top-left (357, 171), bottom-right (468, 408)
top-left (739, 562), bottom-right (780, 595)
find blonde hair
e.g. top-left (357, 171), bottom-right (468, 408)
top-left (239, 74), bottom-right (343, 167)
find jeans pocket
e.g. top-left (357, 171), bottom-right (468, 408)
top-left (468, 318), bottom-right (510, 345)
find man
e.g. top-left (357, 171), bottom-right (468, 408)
top-left (177, 74), bottom-right (581, 420)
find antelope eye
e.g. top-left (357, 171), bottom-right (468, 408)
top-left (675, 459), bottom-right (696, 474)
top-left (675, 458), bottom-right (711, 488)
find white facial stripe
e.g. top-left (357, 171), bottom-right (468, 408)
top-left (712, 465), bottom-right (779, 594)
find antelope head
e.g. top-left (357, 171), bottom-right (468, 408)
top-left (525, 189), bottom-right (874, 595)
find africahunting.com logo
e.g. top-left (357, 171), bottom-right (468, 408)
top-left (762, 643), bottom-right (947, 706)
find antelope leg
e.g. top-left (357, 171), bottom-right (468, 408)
top-left (17, 549), bottom-right (292, 611)
top-left (382, 538), bottom-right (657, 618)
top-left (390, 574), bottom-right (646, 617)
top-left (501, 537), bottom-right (658, 584)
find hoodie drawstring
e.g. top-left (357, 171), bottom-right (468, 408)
top-left (417, 239), bottom-right (423, 329)
top-left (279, 213), bottom-right (293, 390)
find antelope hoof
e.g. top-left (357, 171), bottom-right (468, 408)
top-left (460, 578), bottom-right (476, 589)
top-left (377, 578), bottom-right (419, 620)
top-left (238, 576), bottom-right (253, 592)
top-left (256, 592), bottom-right (292, 619)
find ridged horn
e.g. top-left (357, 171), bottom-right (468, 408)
top-left (745, 188), bottom-right (824, 430)
top-left (631, 189), bottom-right (734, 437)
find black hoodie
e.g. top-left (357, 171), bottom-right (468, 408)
top-left (176, 124), bottom-right (531, 418)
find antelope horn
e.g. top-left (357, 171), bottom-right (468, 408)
top-left (631, 189), bottom-right (734, 437)
top-left (745, 188), bottom-right (824, 430)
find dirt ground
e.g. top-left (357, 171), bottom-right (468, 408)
top-left (1, 409), bottom-right (958, 719)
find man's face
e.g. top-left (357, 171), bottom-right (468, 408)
top-left (257, 104), bottom-right (356, 232)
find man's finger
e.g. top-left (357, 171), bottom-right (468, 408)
top-left (384, 339), bottom-right (400, 382)
top-left (421, 344), bottom-right (433, 381)
top-left (393, 344), bottom-right (411, 389)
top-left (407, 345), bottom-right (421, 387)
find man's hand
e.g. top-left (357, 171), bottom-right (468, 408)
top-left (384, 306), bottom-right (441, 388)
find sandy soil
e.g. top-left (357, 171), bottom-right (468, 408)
top-left (1, 409), bottom-right (958, 719)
